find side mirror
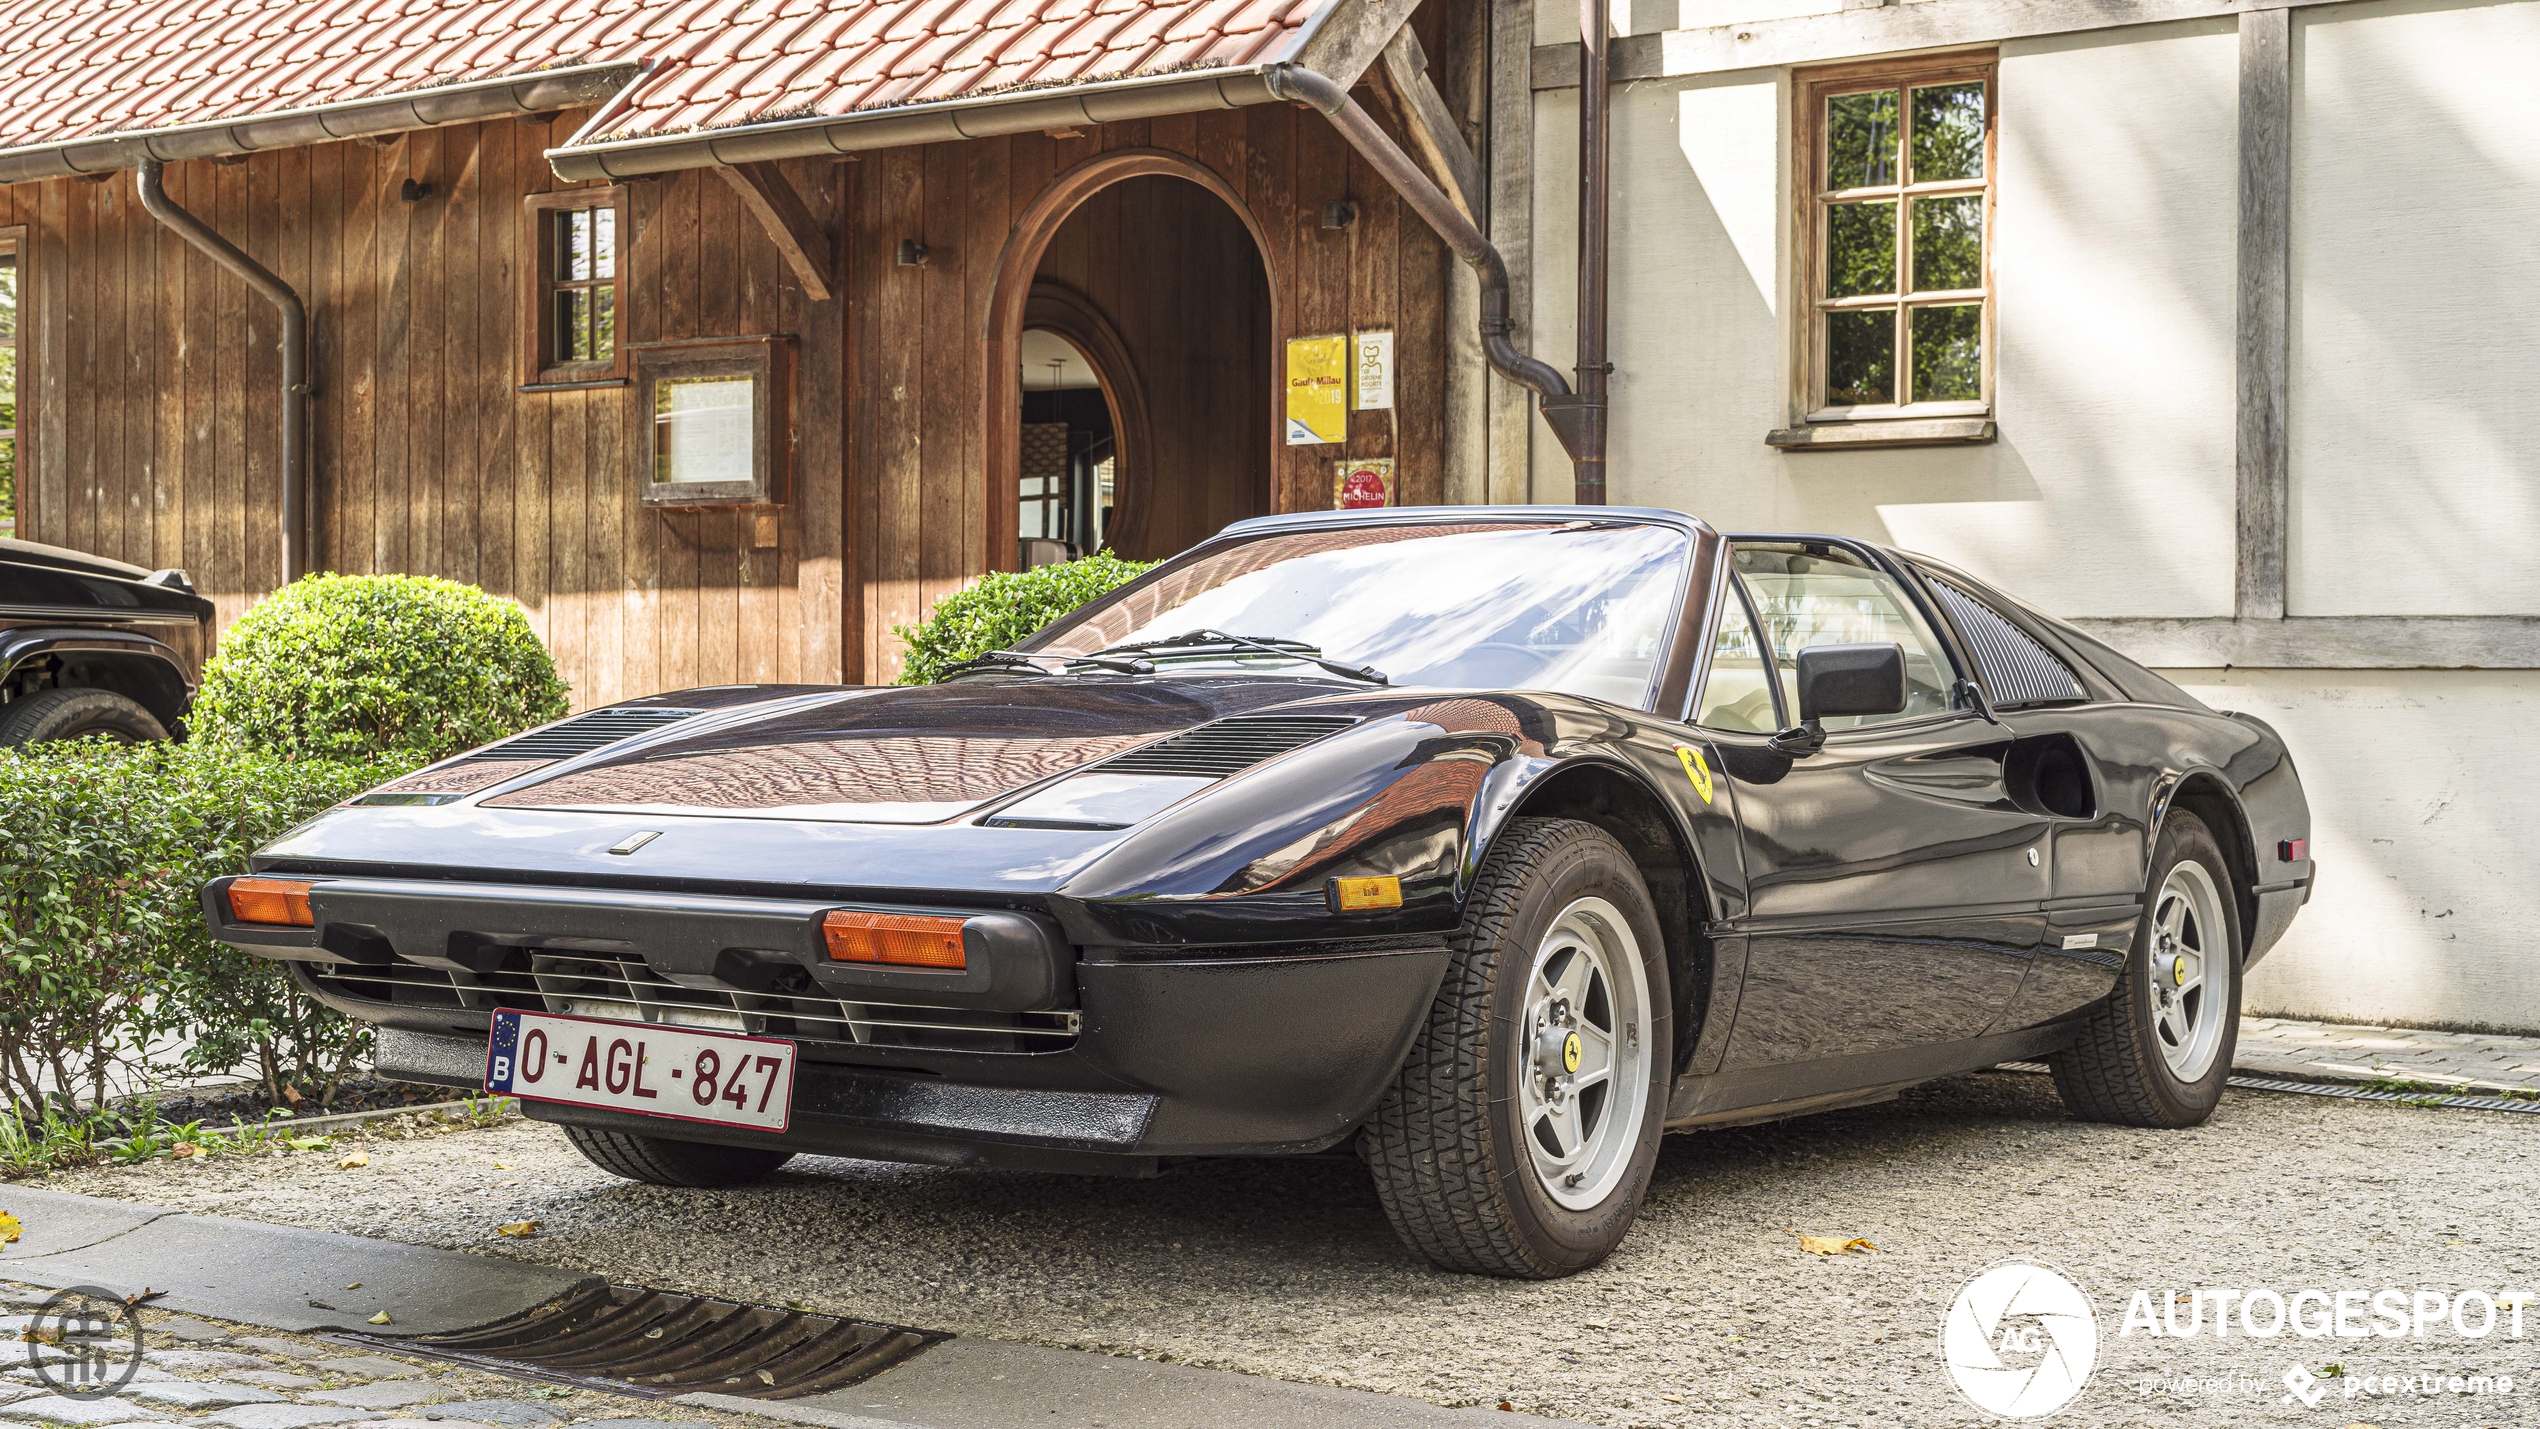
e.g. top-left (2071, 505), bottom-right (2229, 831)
top-left (1769, 642), bottom-right (1907, 755)
top-left (1796, 642), bottom-right (1908, 722)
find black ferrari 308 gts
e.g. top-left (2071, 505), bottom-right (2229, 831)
top-left (207, 507), bottom-right (2313, 1277)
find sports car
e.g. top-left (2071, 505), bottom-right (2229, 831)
top-left (204, 507), bottom-right (2314, 1278)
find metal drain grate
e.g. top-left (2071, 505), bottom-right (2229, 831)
top-left (323, 1283), bottom-right (944, 1399)
top-left (1992, 1061), bottom-right (2540, 1115)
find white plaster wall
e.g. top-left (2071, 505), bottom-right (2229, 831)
top-left (1535, 20), bottom-right (2243, 617)
top-left (2286, 0), bottom-right (2540, 615)
top-left (2167, 669), bottom-right (2540, 1033)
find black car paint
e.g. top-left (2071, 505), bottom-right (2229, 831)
top-left (0, 538), bottom-right (212, 730)
top-left (211, 506), bottom-right (2311, 1171)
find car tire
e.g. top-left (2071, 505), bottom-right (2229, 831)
top-left (2050, 810), bottom-right (2242, 1128)
top-left (1362, 817), bottom-right (1672, 1278)
top-left (0, 688), bottom-right (169, 746)
top-left (559, 1124), bottom-right (796, 1188)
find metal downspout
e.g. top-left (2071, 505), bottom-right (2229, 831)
top-left (1566, 0), bottom-right (1611, 502)
top-left (135, 158), bottom-right (311, 583)
top-left (1262, 66), bottom-right (1597, 481)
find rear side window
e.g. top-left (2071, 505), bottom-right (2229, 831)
top-left (1734, 543), bottom-right (1957, 729)
top-left (1926, 575), bottom-right (2086, 707)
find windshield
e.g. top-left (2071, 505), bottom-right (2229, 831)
top-left (1031, 521), bottom-right (1692, 706)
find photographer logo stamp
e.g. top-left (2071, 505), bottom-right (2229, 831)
top-left (1941, 1260), bottom-right (2100, 1419)
top-left (21, 1286), bottom-right (146, 1401)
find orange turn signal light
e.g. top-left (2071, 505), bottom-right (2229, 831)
top-left (1329, 875), bottom-right (1404, 913)
top-left (228, 877), bottom-right (315, 928)
top-left (823, 910), bottom-right (968, 969)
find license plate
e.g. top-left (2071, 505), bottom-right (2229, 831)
top-left (485, 1009), bottom-right (796, 1133)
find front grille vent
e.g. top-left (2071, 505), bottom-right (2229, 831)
top-left (304, 954), bottom-right (1078, 1055)
top-left (1101, 714), bottom-right (1359, 779)
top-left (475, 707), bottom-right (703, 761)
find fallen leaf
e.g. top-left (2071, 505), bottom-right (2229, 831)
top-left (367, 1311), bottom-right (392, 1326)
top-left (1658, 1394), bottom-right (1685, 1404)
top-left (0, 1210), bottom-right (19, 1245)
top-left (126, 1289), bottom-right (166, 1307)
top-left (339, 1150), bottom-right (370, 1170)
top-left (170, 1143), bottom-right (201, 1158)
top-left (286, 1137), bottom-right (331, 1151)
top-left (281, 1084), bottom-right (305, 1107)
top-left (1797, 1234), bottom-right (1876, 1256)
top-left (1496, 1403), bottom-right (1514, 1414)
top-left (346, 1283), bottom-right (362, 1291)
top-left (497, 1221), bottom-right (541, 1238)
top-left (492, 1163), bottom-right (512, 1171)
top-left (754, 1369), bottom-right (776, 1386)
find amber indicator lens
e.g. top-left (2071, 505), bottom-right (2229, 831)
top-left (1329, 875), bottom-right (1404, 912)
top-left (823, 910), bottom-right (968, 969)
top-left (228, 877), bottom-right (315, 927)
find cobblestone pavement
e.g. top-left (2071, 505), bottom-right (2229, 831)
top-left (0, 1296), bottom-right (753, 1429)
top-left (2235, 1015), bottom-right (2540, 1093)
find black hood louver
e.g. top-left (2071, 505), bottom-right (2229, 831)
top-left (1101, 714), bottom-right (1360, 779)
top-left (473, 707), bottom-right (703, 761)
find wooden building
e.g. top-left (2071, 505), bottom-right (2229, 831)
top-left (0, 0), bottom-right (1524, 700)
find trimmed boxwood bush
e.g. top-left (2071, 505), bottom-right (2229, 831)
top-left (893, 552), bottom-right (1157, 685)
top-left (0, 740), bottom-right (401, 1115)
top-left (191, 573), bottom-right (570, 762)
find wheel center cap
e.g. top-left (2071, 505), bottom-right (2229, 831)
top-left (2172, 955), bottom-right (2188, 987)
top-left (1562, 1031), bottom-right (1583, 1074)
top-left (1534, 1021), bottom-right (1575, 1082)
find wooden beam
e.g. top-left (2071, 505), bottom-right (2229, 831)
top-left (1293, 0), bottom-right (1427, 89)
top-left (1532, 0), bottom-right (2361, 88)
top-left (2073, 617), bottom-right (2540, 671)
top-left (716, 162), bottom-right (834, 303)
top-left (2234, 6), bottom-right (2291, 620)
top-left (1380, 25), bottom-right (1489, 226)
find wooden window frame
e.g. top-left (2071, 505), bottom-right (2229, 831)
top-left (631, 336), bottom-right (793, 508)
top-left (0, 226), bottom-right (22, 537)
top-left (522, 186), bottom-right (631, 388)
top-left (1791, 52), bottom-right (1998, 427)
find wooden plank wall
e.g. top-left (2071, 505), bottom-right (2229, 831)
top-left (2, 115), bottom-right (849, 710)
top-left (6, 16), bottom-right (1466, 696)
top-left (842, 88), bottom-right (1455, 682)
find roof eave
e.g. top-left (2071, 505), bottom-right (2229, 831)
top-left (0, 61), bottom-right (641, 186)
top-left (543, 65), bottom-right (1286, 182)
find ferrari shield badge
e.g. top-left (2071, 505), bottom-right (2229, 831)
top-left (1671, 744), bottom-right (1716, 805)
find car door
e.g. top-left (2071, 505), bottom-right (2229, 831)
top-left (1701, 539), bottom-right (2049, 1068)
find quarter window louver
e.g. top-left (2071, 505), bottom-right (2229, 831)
top-left (1101, 715), bottom-right (1360, 779)
top-left (1927, 578), bottom-right (2085, 707)
top-left (473, 707), bottom-right (703, 761)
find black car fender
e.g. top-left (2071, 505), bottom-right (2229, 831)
top-left (0, 626), bottom-right (196, 730)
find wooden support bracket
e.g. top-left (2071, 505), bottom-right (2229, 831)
top-left (1378, 24), bottom-right (1487, 226)
top-left (717, 161), bottom-right (835, 303)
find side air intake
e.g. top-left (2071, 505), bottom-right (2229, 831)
top-left (474, 707), bottom-right (704, 761)
top-left (1101, 715), bottom-right (1360, 779)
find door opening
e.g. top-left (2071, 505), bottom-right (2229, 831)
top-left (1017, 328), bottom-right (1114, 568)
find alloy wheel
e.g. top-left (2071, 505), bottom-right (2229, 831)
top-left (2147, 859), bottom-right (2231, 1081)
top-left (1516, 896), bottom-right (1654, 1211)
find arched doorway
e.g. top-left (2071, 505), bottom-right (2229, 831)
top-left (985, 151), bottom-right (1277, 567)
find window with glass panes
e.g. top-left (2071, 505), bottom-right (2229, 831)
top-left (1799, 57), bottom-right (1993, 415)
top-left (522, 187), bottom-right (629, 385)
top-left (0, 235), bottom-right (18, 535)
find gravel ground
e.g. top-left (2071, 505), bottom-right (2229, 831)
top-left (36, 1072), bottom-right (2540, 1428)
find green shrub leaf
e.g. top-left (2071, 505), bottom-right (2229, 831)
top-left (890, 553), bottom-right (1156, 685)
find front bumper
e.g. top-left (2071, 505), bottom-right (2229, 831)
top-left (214, 875), bottom-right (1450, 1162)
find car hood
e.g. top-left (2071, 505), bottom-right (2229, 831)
top-left (467, 676), bottom-right (1353, 824)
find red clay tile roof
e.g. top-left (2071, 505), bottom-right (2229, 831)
top-left (0, 0), bottom-right (1335, 157)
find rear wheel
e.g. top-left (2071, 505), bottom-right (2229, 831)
top-left (2050, 811), bottom-right (2241, 1127)
top-left (0, 688), bottom-right (168, 746)
top-left (560, 1124), bottom-right (795, 1187)
top-left (1362, 818), bottom-right (1671, 1278)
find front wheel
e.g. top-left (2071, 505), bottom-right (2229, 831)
top-left (1362, 818), bottom-right (1671, 1278)
top-left (2050, 811), bottom-right (2242, 1127)
top-left (560, 1124), bottom-right (795, 1187)
top-left (0, 688), bottom-right (169, 745)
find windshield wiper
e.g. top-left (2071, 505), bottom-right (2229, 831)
top-left (1085, 629), bottom-right (1387, 685)
top-left (941, 649), bottom-right (1155, 680)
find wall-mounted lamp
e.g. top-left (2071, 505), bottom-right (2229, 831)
top-left (897, 239), bottom-right (930, 266)
top-left (399, 178), bottom-right (432, 203)
top-left (1320, 199), bottom-right (1358, 230)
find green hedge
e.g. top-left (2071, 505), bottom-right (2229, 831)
top-left (892, 552), bottom-right (1157, 685)
top-left (0, 741), bottom-right (403, 1117)
top-left (190, 573), bottom-right (570, 762)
